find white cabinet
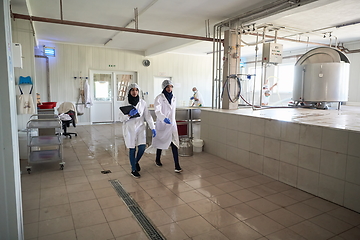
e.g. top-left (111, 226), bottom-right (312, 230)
top-left (26, 114), bottom-right (64, 173)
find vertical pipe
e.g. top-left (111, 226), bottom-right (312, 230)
top-left (60, 0), bottom-right (63, 21)
top-left (35, 55), bottom-right (50, 101)
top-left (134, 8), bottom-right (138, 30)
top-left (300, 66), bottom-right (305, 102)
top-left (46, 57), bottom-right (50, 101)
top-left (211, 25), bottom-right (216, 109)
top-left (252, 33), bottom-right (259, 110)
top-left (259, 29), bottom-right (266, 107)
top-left (207, 20), bottom-right (210, 38)
top-left (218, 26), bottom-right (222, 109)
top-left (335, 36), bottom-right (338, 48)
top-left (306, 36), bottom-right (309, 52)
top-left (216, 26), bottom-right (220, 109)
top-left (205, 20), bottom-right (208, 38)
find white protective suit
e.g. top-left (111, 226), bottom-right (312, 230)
top-left (119, 98), bottom-right (155, 149)
top-left (151, 93), bottom-right (179, 149)
top-left (192, 90), bottom-right (204, 107)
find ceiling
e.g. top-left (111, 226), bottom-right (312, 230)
top-left (10, 0), bottom-right (360, 57)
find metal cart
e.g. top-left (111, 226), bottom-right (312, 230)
top-left (26, 114), bottom-right (64, 173)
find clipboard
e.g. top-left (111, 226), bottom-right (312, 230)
top-left (120, 105), bottom-right (140, 118)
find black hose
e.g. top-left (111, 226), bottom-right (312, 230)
top-left (221, 75), bottom-right (241, 103)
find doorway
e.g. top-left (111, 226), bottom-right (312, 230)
top-left (90, 70), bottom-right (137, 123)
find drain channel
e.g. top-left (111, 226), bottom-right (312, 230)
top-left (109, 179), bottom-right (165, 240)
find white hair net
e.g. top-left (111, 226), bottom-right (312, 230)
top-left (128, 83), bottom-right (140, 92)
top-left (162, 80), bottom-right (173, 89)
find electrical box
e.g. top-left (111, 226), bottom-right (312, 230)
top-left (262, 43), bottom-right (283, 64)
top-left (12, 43), bottom-right (23, 68)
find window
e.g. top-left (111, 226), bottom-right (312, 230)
top-left (116, 74), bottom-right (132, 101)
top-left (93, 74), bottom-right (112, 101)
top-left (276, 64), bottom-right (294, 93)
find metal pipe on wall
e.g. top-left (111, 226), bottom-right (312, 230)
top-left (211, 25), bottom-right (217, 109)
top-left (252, 33), bottom-right (259, 110)
top-left (217, 26), bottom-right (222, 109)
top-left (35, 55), bottom-right (50, 101)
top-left (211, 0), bottom-right (320, 110)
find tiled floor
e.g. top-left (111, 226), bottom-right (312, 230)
top-left (21, 123), bottom-right (360, 240)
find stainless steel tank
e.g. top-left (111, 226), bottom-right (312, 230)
top-left (178, 137), bottom-right (193, 157)
top-left (292, 47), bottom-right (350, 108)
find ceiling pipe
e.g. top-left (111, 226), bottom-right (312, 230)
top-left (13, 13), bottom-right (221, 43)
top-left (247, 32), bottom-right (330, 47)
top-left (104, 0), bottom-right (158, 46)
top-left (244, 47), bottom-right (360, 64)
top-left (214, 0), bottom-right (319, 29)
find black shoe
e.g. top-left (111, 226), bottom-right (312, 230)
top-left (131, 171), bottom-right (141, 178)
top-left (155, 161), bottom-right (162, 167)
top-left (136, 163), bottom-right (141, 172)
top-left (174, 168), bottom-right (183, 173)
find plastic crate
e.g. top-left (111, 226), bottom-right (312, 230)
top-left (176, 121), bottom-right (188, 136)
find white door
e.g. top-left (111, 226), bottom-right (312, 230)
top-left (90, 70), bottom-right (136, 123)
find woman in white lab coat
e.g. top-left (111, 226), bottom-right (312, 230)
top-left (119, 83), bottom-right (156, 178)
top-left (151, 80), bottom-right (182, 172)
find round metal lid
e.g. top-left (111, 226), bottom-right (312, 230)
top-left (295, 47), bottom-right (350, 66)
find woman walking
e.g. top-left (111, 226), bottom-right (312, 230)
top-left (119, 83), bottom-right (156, 178)
top-left (151, 80), bottom-right (182, 172)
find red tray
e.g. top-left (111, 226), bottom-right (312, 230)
top-left (38, 102), bottom-right (57, 109)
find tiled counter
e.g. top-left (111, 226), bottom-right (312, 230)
top-left (200, 106), bottom-right (360, 213)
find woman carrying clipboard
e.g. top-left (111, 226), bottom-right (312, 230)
top-left (119, 83), bottom-right (156, 178)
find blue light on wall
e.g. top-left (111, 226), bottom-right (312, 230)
top-left (44, 47), bottom-right (55, 57)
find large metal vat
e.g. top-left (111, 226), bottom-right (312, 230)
top-left (292, 47), bottom-right (350, 108)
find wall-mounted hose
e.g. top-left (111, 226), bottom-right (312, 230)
top-left (221, 74), bottom-right (241, 103)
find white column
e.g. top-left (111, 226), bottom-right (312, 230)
top-left (222, 30), bottom-right (240, 110)
top-left (0, 0), bottom-right (24, 239)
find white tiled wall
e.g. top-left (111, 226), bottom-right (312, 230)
top-left (201, 110), bottom-right (360, 213)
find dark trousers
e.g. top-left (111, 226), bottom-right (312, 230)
top-left (129, 144), bottom-right (146, 172)
top-left (156, 142), bottom-right (180, 169)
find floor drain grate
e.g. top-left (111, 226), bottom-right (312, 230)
top-left (109, 179), bottom-right (166, 240)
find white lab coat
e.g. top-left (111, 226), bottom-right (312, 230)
top-left (151, 93), bottom-right (179, 149)
top-left (192, 90), bottom-right (204, 107)
top-left (84, 79), bottom-right (92, 108)
top-left (119, 99), bottom-right (155, 149)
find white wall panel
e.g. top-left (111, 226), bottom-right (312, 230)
top-left (29, 41), bottom-right (212, 125)
top-left (13, 18), bottom-right (213, 126)
top-left (12, 19), bottom-right (36, 130)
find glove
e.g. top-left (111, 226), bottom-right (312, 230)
top-left (190, 96), bottom-right (195, 100)
top-left (151, 129), bottom-right (156, 137)
top-left (164, 118), bottom-right (171, 124)
top-left (129, 108), bottom-right (138, 116)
